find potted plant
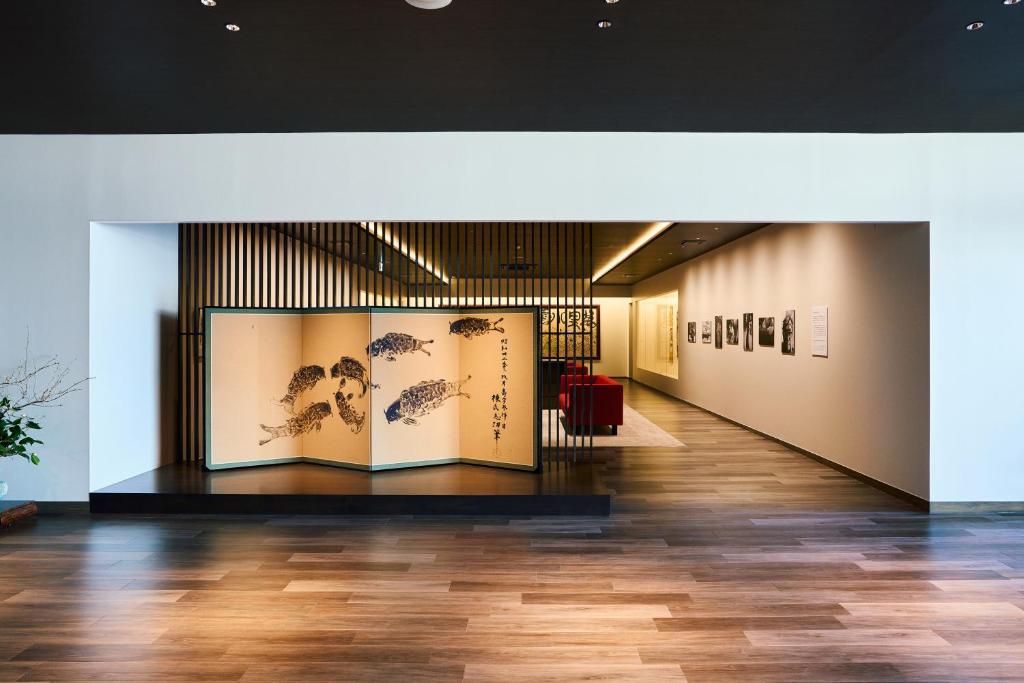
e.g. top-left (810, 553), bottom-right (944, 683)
top-left (1, 335), bottom-right (87, 501)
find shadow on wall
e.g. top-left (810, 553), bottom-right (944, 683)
top-left (159, 312), bottom-right (178, 468)
top-left (89, 221), bottom-right (179, 492)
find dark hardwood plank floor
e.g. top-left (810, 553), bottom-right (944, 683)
top-left (2, 380), bottom-right (1023, 682)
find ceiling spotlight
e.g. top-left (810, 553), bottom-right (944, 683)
top-left (606, 0), bottom-right (620, 3)
top-left (201, 0), bottom-right (217, 6)
top-left (406, 0), bottom-right (453, 8)
top-left (597, 20), bottom-right (612, 28)
top-left (966, 21), bottom-right (984, 30)
top-left (225, 23), bottom-right (240, 31)
top-left (1005, 0), bottom-right (1021, 5)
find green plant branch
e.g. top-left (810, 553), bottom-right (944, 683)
top-left (1, 331), bottom-right (90, 464)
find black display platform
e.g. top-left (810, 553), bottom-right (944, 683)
top-left (90, 462), bottom-right (610, 516)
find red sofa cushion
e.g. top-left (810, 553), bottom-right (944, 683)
top-left (558, 375), bottom-right (623, 428)
top-left (559, 363), bottom-right (589, 385)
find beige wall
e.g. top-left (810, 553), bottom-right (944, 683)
top-left (631, 222), bottom-right (930, 499)
top-left (591, 297), bottom-right (630, 377)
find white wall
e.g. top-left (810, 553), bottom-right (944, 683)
top-left (592, 297), bottom-right (629, 377)
top-left (89, 223), bottom-right (179, 491)
top-left (632, 223), bottom-right (930, 499)
top-left (0, 133), bottom-right (1022, 502)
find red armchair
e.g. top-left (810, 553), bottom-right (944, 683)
top-left (558, 375), bottom-right (624, 435)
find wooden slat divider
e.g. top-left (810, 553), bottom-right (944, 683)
top-left (177, 223), bottom-right (593, 466)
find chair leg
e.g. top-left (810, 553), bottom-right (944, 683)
top-left (611, 425), bottom-right (618, 435)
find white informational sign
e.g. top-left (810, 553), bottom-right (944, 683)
top-left (810, 305), bottom-right (828, 358)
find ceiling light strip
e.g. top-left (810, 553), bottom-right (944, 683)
top-left (591, 221), bottom-right (674, 283)
top-left (359, 222), bottom-right (450, 285)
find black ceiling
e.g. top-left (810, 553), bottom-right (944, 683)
top-left (264, 222), bottom-right (760, 286)
top-left (3, 0), bottom-right (1022, 134)
top-left (271, 222), bottom-right (605, 284)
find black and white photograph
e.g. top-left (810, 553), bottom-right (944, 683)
top-left (781, 309), bottom-right (796, 355)
top-left (758, 316), bottom-right (775, 346)
top-left (702, 321), bottom-right (712, 343)
top-left (726, 318), bottom-right (739, 345)
top-left (687, 321), bottom-right (696, 343)
top-left (714, 316), bottom-right (723, 349)
top-left (743, 313), bottom-right (754, 351)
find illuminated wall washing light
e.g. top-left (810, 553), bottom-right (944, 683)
top-left (406, 0), bottom-right (453, 9)
top-left (358, 222), bottom-right (450, 284)
top-left (591, 221), bottom-right (673, 282)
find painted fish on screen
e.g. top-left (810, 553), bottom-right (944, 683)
top-left (448, 317), bottom-right (504, 339)
top-left (384, 376), bottom-right (472, 426)
top-left (277, 365), bottom-right (326, 413)
top-left (330, 356), bottom-right (375, 397)
top-left (334, 391), bottom-right (366, 434)
top-left (258, 402), bottom-right (331, 445)
top-left (367, 332), bottom-right (434, 362)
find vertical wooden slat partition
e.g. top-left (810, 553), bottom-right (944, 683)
top-left (178, 222), bottom-right (594, 468)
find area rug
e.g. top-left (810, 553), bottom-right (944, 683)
top-left (541, 405), bottom-right (685, 448)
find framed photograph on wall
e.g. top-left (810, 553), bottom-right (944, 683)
top-left (726, 318), bottom-right (739, 345)
top-left (687, 321), bottom-right (696, 343)
top-left (781, 309), bottom-right (796, 355)
top-left (743, 313), bottom-right (754, 351)
top-left (714, 316), bottom-right (723, 349)
top-left (758, 316), bottom-right (775, 346)
top-left (702, 321), bottom-right (712, 343)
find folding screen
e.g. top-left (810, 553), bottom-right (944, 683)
top-left (180, 222), bottom-right (594, 469)
top-left (205, 307), bottom-right (538, 471)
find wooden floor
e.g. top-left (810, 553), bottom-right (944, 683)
top-left (2, 381), bottom-right (1023, 682)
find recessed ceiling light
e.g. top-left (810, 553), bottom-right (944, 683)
top-left (606, 0), bottom-right (620, 4)
top-left (1005, 0), bottom-right (1020, 5)
top-left (592, 221), bottom-right (673, 282)
top-left (358, 222), bottom-right (449, 284)
top-left (225, 23), bottom-right (240, 31)
top-left (201, 0), bottom-right (217, 6)
top-left (966, 21), bottom-right (984, 30)
top-left (406, 0), bottom-right (452, 8)
top-left (597, 20), bottom-right (612, 28)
